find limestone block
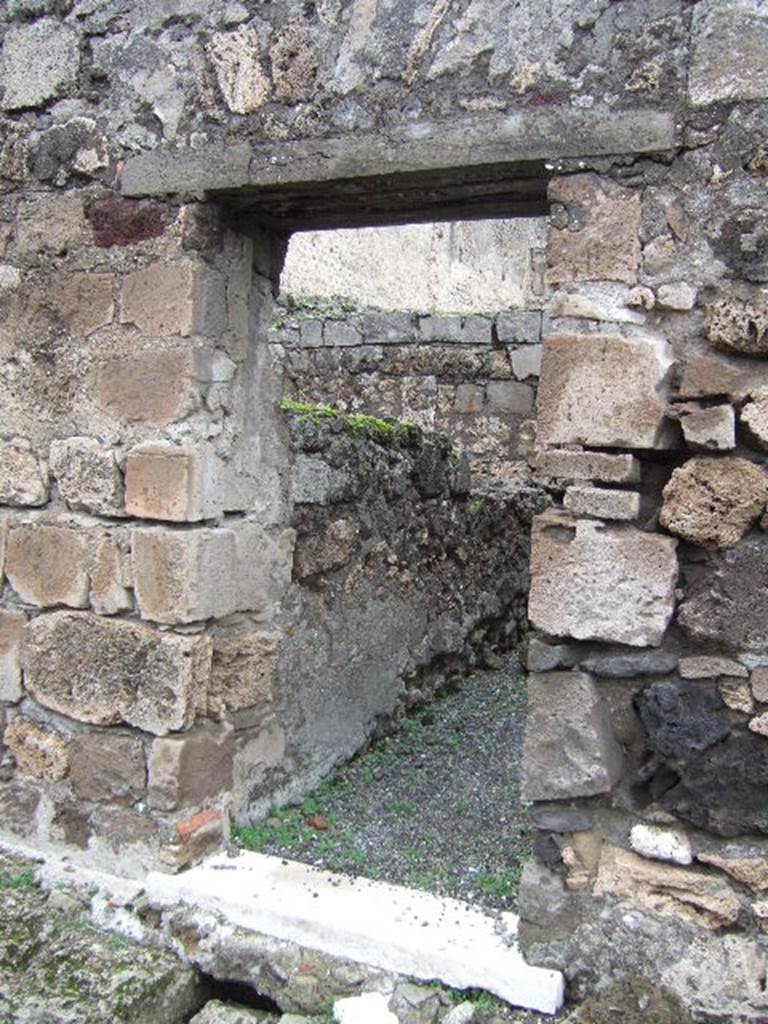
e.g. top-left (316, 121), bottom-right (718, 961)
top-left (5, 717), bottom-right (68, 780)
top-left (751, 667), bottom-right (768, 702)
top-left (485, 381), bottom-right (534, 415)
top-left (679, 656), bottom-right (748, 679)
top-left (23, 611), bottom-right (211, 735)
top-left (656, 282), bottom-right (697, 311)
top-left (510, 345), bottom-right (542, 380)
top-left (210, 629), bottom-right (279, 715)
top-left (595, 846), bottom-right (740, 930)
top-left (689, 0), bottom-right (768, 106)
top-left (6, 523), bottom-right (89, 608)
top-left (741, 391), bottom-right (768, 452)
top-left (673, 404), bottom-right (735, 452)
top-left (563, 486), bottom-right (639, 521)
top-left (546, 283), bottom-right (646, 323)
top-left (208, 26), bottom-right (271, 114)
top-left (706, 295), bottom-right (768, 358)
top-left (69, 734), bottom-right (146, 804)
top-left (88, 533), bottom-right (132, 615)
top-left (521, 671), bottom-right (624, 800)
top-left (630, 825), bottom-right (692, 866)
top-left (54, 273), bottom-right (115, 338)
top-left (120, 261), bottom-right (207, 337)
top-left (537, 332), bottom-right (674, 449)
top-left (528, 513), bottom-right (678, 647)
top-left (533, 449), bottom-right (640, 484)
top-left (547, 174), bottom-right (641, 285)
top-left (719, 678), bottom-right (755, 714)
top-left (49, 438), bottom-right (123, 516)
top-left (678, 535), bottom-right (768, 651)
top-left (95, 349), bottom-right (202, 426)
top-left (0, 611), bottom-right (25, 702)
top-left (697, 853), bottom-right (768, 893)
top-left (125, 443), bottom-right (221, 522)
top-left (148, 721), bottom-right (235, 811)
top-left (660, 457), bottom-right (768, 548)
top-left (0, 19), bottom-right (80, 111)
top-left (0, 440), bottom-right (48, 507)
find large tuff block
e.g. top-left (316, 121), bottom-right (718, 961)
top-left (23, 612), bottom-right (211, 735)
top-left (69, 734), bottom-right (146, 805)
top-left (660, 457), bottom-right (768, 548)
top-left (533, 449), bottom-right (641, 484)
top-left (95, 348), bottom-right (203, 426)
top-left (148, 721), bottom-right (235, 810)
top-left (209, 629), bottom-right (279, 715)
top-left (522, 671), bottom-right (624, 800)
top-left (536, 333), bottom-right (674, 449)
top-left (547, 174), bottom-right (641, 285)
top-left (125, 443), bottom-right (221, 522)
top-left (689, 0), bottom-right (768, 106)
top-left (49, 438), bottom-right (123, 516)
top-left (132, 524), bottom-right (294, 624)
top-left (5, 524), bottom-right (89, 608)
top-left (119, 260), bottom-right (217, 337)
top-left (528, 513), bottom-right (678, 647)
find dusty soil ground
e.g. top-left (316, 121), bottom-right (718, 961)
top-left (233, 656), bottom-right (532, 913)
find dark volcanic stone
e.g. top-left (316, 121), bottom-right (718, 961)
top-left (660, 731), bottom-right (768, 836)
top-left (581, 650), bottom-right (678, 678)
top-left (635, 679), bottom-right (730, 760)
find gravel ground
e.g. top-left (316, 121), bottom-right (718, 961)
top-left (233, 656), bottom-right (532, 913)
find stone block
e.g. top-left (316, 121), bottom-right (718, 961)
top-left (14, 194), bottom-right (86, 257)
top-left (689, 0), bottom-right (768, 106)
top-left (563, 486), bottom-right (640, 521)
top-left (358, 311), bottom-right (414, 345)
top-left (160, 807), bottom-right (227, 870)
top-left (23, 611), bottom-right (211, 735)
top-left (579, 649), bottom-right (678, 678)
top-left (741, 391), bottom-right (768, 452)
top-left (418, 316), bottom-right (463, 343)
top-left (660, 457), bottom-right (768, 548)
top-left (49, 438), bottom-right (123, 516)
top-left (148, 721), bottom-right (235, 811)
top-left (69, 733), bottom-right (146, 805)
top-left (528, 513), bottom-right (678, 647)
top-left (453, 383), bottom-right (485, 415)
top-left (637, 680), bottom-right (731, 760)
top-left (292, 455), bottom-right (351, 505)
top-left (525, 638), bottom-right (578, 672)
top-left (120, 260), bottom-right (213, 337)
top-left (656, 283), bottom-right (697, 311)
top-left (299, 319), bottom-right (323, 347)
top-left (630, 825), bottom-right (692, 866)
top-left (0, 440), bottom-right (48, 506)
top-left (521, 671), bottom-right (624, 800)
top-left (510, 345), bottom-right (543, 380)
top-left (751, 667), bottom-right (768, 703)
top-left (495, 311), bottom-right (541, 346)
top-left (595, 845), bottom-right (740, 930)
top-left (88, 533), bottom-right (132, 615)
top-left (533, 449), bottom-right (641, 483)
top-left (486, 381), bottom-right (534, 415)
top-left (0, 19), bottom-right (80, 111)
top-left (678, 352), bottom-right (768, 401)
top-left (5, 716), bottom-right (68, 780)
top-left (125, 443), bottom-right (221, 522)
top-left (210, 629), bottom-right (279, 715)
top-left (208, 25), bottom-right (271, 114)
top-left (719, 678), bottom-right (755, 714)
top-left (6, 523), bottom-right (89, 608)
top-left (748, 711), bottom-right (768, 737)
top-left (95, 348), bottom-right (202, 426)
top-left (706, 295), bottom-right (768, 358)
top-left (679, 656), bottom-right (748, 680)
top-left (324, 321), bottom-right (361, 348)
top-left (676, 404), bottom-right (735, 452)
top-left (697, 853), bottom-right (768, 893)
top-left (86, 196), bottom-right (170, 248)
top-left (0, 611), bottom-right (25, 702)
top-left (54, 273), bottom-right (115, 338)
top-left (546, 283), bottom-right (646, 324)
top-left (547, 174), bottom-right (641, 285)
top-left (537, 332), bottom-right (673, 449)
top-left (294, 518), bottom-right (359, 579)
top-left (678, 535), bottom-right (768, 651)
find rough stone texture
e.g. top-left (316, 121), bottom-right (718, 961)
top-left (0, 440), bottom-right (48, 507)
top-left (741, 391), bottom-right (768, 452)
top-left (689, 0), bottom-right (768, 106)
top-left (54, 272), bottom-right (115, 338)
top-left (69, 733), bottom-right (146, 805)
top-left (528, 513), bottom-right (678, 647)
top-left (706, 295), bottom-right (768, 357)
top-left (656, 283), bottom-right (697, 311)
top-left (678, 535), bottom-right (768, 651)
top-left (120, 260), bottom-right (208, 337)
top-left (4, 716), bottom-right (69, 780)
top-left (573, 977), bottom-right (692, 1024)
top-left (6, 523), bottom-right (89, 608)
top-left (532, 449), bottom-right (641, 484)
top-left (485, 380), bottom-right (534, 415)
top-left (546, 282), bottom-right (646, 324)
top-left (679, 656), bottom-right (748, 680)
top-left (96, 349), bottom-right (203, 426)
top-left (636, 680), bottom-right (731, 761)
top-left (752, 667), bottom-right (768, 703)
top-left (190, 1003), bottom-right (278, 1024)
top-left (579, 650), bottom-right (678, 678)
top-left (563, 486), bottom-right (639, 521)
top-left (748, 711), bottom-right (768, 737)
top-left (49, 437), bottom-right (123, 516)
top-left (678, 352), bottom-right (768, 402)
top-left (125, 443), bottom-right (221, 522)
top-left (630, 825), bottom-right (692, 866)
top-left (720, 678), bottom-right (757, 714)
top-left (209, 629), bottom-right (278, 715)
top-left (208, 26), bottom-right (271, 114)
top-left (148, 721), bottom-right (235, 811)
top-left (676, 404), bottom-right (735, 452)
top-left (23, 611), bottom-right (211, 735)
top-left (537, 333), bottom-right (673, 449)
top-left (521, 671), bottom-right (624, 801)
top-left (0, 19), bottom-right (80, 111)
top-left (660, 457), bottom-right (768, 548)
top-left (0, 610), bottom-right (25, 702)
top-left (294, 518), bottom-right (359, 579)
top-left (89, 533), bottom-right (132, 615)
top-left (594, 845), bottom-right (740, 930)
top-left (547, 174), bottom-right (641, 285)
top-left (697, 853), bottom-right (768, 893)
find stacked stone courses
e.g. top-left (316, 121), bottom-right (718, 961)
top-left (1, 0), bottom-right (768, 1018)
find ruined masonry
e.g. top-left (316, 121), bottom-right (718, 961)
top-left (1, 0), bottom-right (768, 1021)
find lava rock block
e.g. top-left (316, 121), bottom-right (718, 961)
top-left (635, 679), bottom-right (730, 761)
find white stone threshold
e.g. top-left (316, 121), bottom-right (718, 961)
top-left (145, 850), bottom-right (565, 1015)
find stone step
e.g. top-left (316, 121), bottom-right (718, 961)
top-left (145, 851), bottom-right (564, 1016)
